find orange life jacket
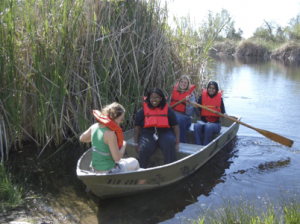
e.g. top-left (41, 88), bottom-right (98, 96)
top-left (170, 83), bottom-right (197, 113)
top-left (201, 89), bottom-right (223, 122)
top-left (93, 110), bottom-right (123, 149)
top-left (143, 101), bottom-right (170, 128)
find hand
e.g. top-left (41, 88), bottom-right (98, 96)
top-left (135, 145), bottom-right (139, 153)
top-left (223, 113), bottom-right (229, 118)
top-left (175, 143), bottom-right (179, 152)
top-left (123, 140), bottom-right (127, 148)
top-left (186, 95), bottom-right (191, 102)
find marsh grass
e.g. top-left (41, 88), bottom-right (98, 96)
top-left (270, 41), bottom-right (300, 61)
top-left (209, 40), bottom-right (238, 56)
top-left (185, 189), bottom-right (300, 224)
top-left (0, 0), bottom-right (218, 160)
top-left (0, 0), bottom-right (221, 157)
top-left (0, 164), bottom-right (23, 211)
top-left (234, 40), bottom-right (270, 57)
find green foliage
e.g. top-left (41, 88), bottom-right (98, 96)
top-left (0, 164), bottom-right (23, 210)
top-left (199, 9), bottom-right (243, 42)
top-left (189, 190), bottom-right (300, 224)
top-left (171, 13), bottom-right (226, 91)
top-left (287, 14), bottom-right (300, 41)
top-left (253, 25), bottom-right (274, 42)
top-left (0, 0), bottom-right (215, 156)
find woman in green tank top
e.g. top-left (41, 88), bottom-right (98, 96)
top-left (79, 102), bottom-right (139, 174)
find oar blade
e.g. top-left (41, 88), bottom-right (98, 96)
top-left (256, 128), bottom-right (294, 148)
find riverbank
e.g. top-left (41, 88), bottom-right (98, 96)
top-left (2, 189), bottom-right (299, 224)
top-left (209, 40), bottom-right (300, 61)
top-left (188, 190), bottom-right (300, 224)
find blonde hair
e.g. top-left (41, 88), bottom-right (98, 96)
top-left (102, 102), bottom-right (125, 120)
top-left (177, 75), bottom-right (192, 92)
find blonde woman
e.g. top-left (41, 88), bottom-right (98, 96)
top-left (170, 75), bottom-right (198, 143)
top-left (80, 102), bottom-right (139, 174)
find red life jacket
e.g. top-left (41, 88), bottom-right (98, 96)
top-left (93, 110), bottom-right (123, 149)
top-left (170, 82), bottom-right (197, 113)
top-left (143, 101), bottom-right (170, 128)
top-left (201, 89), bottom-right (223, 122)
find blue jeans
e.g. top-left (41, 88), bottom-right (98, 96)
top-left (138, 130), bottom-right (177, 168)
top-left (194, 122), bottom-right (221, 146)
top-left (176, 114), bottom-right (191, 143)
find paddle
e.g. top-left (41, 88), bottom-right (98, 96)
top-left (195, 103), bottom-right (294, 148)
top-left (170, 96), bottom-right (191, 108)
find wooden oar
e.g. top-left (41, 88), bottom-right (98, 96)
top-left (195, 103), bottom-right (294, 148)
top-left (170, 97), bottom-right (188, 108)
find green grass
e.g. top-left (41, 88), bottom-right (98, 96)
top-left (0, 164), bottom-right (23, 211)
top-left (185, 190), bottom-right (300, 224)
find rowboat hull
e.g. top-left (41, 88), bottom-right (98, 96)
top-left (77, 116), bottom-right (241, 199)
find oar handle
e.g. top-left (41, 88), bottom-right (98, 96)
top-left (170, 97), bottom-right (187, 108)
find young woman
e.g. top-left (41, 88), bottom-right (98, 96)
top-left (170, 75), bottom-right (197, 143)
top-left (80, 102), bottom-right (139, 174)
top-left (192, 81), bottom-right (228, 146)
top-left (134, 88), bottom-right (180, 168)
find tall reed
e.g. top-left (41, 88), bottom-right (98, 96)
top-left (0, 0), bottom-right (216, 157)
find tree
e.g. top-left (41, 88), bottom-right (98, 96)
top-left (286, 14), bottom-right (300, 41)
top-left (199, 9), bottom-right (243, 41)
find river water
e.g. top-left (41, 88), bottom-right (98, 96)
top-left (10, 56), bottom-right (300, 223)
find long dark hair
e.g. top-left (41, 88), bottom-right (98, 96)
top-left (207, 81), bottom-right (219, 98)
top-left (144, 88), bottom-right (167, 109)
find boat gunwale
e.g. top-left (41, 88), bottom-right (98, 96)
top-left (77, 116), bottom-right (241, 177)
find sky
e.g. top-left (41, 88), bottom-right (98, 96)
top-left (167, 0), bottom-right (300, 38)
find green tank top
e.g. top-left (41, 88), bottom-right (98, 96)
top-left (91, 125), bottom-right (115, 171)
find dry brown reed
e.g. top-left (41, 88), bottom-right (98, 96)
top-left (234, 40), bottom-right (270, 57)
top-left (0, 0), bottom-right (211, 156)
top-left (209, 39), bottom-right (237, 56)
top-left (270, 41), bottom-right (300, 61)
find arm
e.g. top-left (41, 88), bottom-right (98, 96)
top-left (134, 126), bottom-right (141, 153)
top-left (133, 108), bottom-right (144, 153)
top-left (185, 92), bottom-right (196, 116)
top-left (172, 125), bottom-right (180, 152)
top-left (105, 130), bottom-right (126, 162)
top-left (168, 108), bottom-right (180, 152)
top-left (169, 93), bottom-right (172, 104)
top-left (191, 96), bottom-right (201, 117)
top-left (79, 123), bottom-right (97, 142)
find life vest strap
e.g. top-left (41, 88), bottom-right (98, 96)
top-left (146, 113), bottom-right (168, 118)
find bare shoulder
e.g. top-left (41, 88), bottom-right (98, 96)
top-left (91, 123), bottom-right (99, 129)
top-left (104, 129), bottom-right (116, 139)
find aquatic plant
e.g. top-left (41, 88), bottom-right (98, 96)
top-left (188, 190), bottom-right (300, 224)
top-left (0, 0), bottom-right (218, 157)
top-left (0, 164), bottom-right (23, 210)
